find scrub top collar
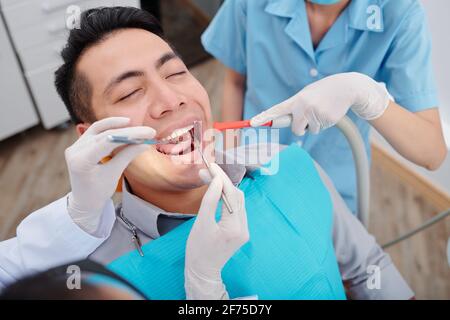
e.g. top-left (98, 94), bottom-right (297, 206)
top-left (120, 152), bottom-right (248, 240)
top-left (264, 0), bottom-right (385, 61)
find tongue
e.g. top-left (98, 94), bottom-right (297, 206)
top-left (157, 131), bottom-right (193, 155)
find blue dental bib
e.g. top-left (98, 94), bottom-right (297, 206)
top-left (108, 145), bottom-right (346, 300)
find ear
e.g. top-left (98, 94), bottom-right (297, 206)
top-left (75, 123), bottom-right (91, 137)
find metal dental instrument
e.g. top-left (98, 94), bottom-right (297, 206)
top-left (107, 135), bottom-right (170, 145)
top-left (193, 121), bottom-right (234, 214)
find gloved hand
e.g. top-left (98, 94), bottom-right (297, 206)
top-left (65, 117), bottom-right (155, 235)
top-left (251, 72), bottom-right (391, 135)
top-left (185, 163), bottom-right (249, 300)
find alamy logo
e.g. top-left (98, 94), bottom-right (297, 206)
top-left (168, 128), bottom-right (281, 176)
top-left (66, 265), bottom-right (81, 290)
top-left (366, 5), bottom-right (382, 31)
top-left (366, 265), bottom-right (381, 290)
top-left (66, 5), bottom-right (81, 30)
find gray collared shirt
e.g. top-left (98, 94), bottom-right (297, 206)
top-left (89, 143), bottom-right (414, 300)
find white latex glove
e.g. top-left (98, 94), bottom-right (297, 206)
top-left (65, 117), bottom-right (155, 235)
top-left (251, 72), bottom-right (391, 135)
top-left (185, 163), bottom-right (249, 300)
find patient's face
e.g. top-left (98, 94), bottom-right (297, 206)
top-left (76, 28), bottom-right (212, 190)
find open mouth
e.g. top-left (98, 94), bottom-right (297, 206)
top-left (155, 124), bottom-right (197, 156)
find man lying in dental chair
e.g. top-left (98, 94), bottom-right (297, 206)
top-left (0, 7), bottom-right (413, 300)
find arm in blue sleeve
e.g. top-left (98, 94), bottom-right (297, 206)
top-left (378, 2), bottom-right (438, 111)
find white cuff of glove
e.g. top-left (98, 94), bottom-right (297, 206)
top-left (351, 76), bottom-right (393, 121)
top-left (67, 193), bottom-right (116, 238)
top-left (185, 268), bottom-right (229, 300)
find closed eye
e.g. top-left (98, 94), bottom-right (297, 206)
top-left (118, 88), bottom-right (141, 102)
top-left (167, 71), bottom-right (187, 79)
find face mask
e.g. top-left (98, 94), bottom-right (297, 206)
top-left (308, 0), bottom-right (342, 5)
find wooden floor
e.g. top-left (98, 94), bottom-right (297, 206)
top-left (0, 60), bottom-right (448, 299)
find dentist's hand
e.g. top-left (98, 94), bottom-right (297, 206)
top-left (251, 72), bottom-right (391, 135)
top-left (65, 117), bottom-right (155, 235)
top-left (185, 164), bottom-right (249, 300)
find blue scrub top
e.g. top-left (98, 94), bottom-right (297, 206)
top-left (201, 0), bottom-right (439, 212)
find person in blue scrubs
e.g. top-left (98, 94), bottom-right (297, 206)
top-left (201, 0), bottom-right (447, 212)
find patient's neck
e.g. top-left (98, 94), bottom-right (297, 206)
top-left (124, 177), bottom-right (208, 214)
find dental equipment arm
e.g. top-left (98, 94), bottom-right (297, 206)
top-left (185, 164), bottom-right (249, 300)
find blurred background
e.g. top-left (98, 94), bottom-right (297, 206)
top-left (0, 0), bottom-right (448, 299)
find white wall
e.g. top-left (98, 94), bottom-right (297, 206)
top-left (371, 0), bottom-right (450, 197)
top-left (422, 0), bottom-right (450, 134)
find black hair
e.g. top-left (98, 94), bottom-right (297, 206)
top-left (54, 6), bottom-right (164, 124)
top-left (0, 259), bottom-right (148, 300)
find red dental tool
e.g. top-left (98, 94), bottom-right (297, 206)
top-left (213, 115), bottom-right (292, 131)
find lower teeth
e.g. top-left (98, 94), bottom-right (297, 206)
top-left (156, 129), bottom-right (195, 156)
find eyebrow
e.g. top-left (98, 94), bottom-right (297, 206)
top-left (103, 52), bottom-right (180, 96)
top-left (103, 70), bottom-right (144, 97)
top-left (155, 52), bottom-right (179, 69)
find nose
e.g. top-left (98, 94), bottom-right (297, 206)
top-left (148, 81), bottom-right (186, 119)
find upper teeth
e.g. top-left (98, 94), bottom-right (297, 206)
top-left (160, 124), bottom-right (194, 143)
